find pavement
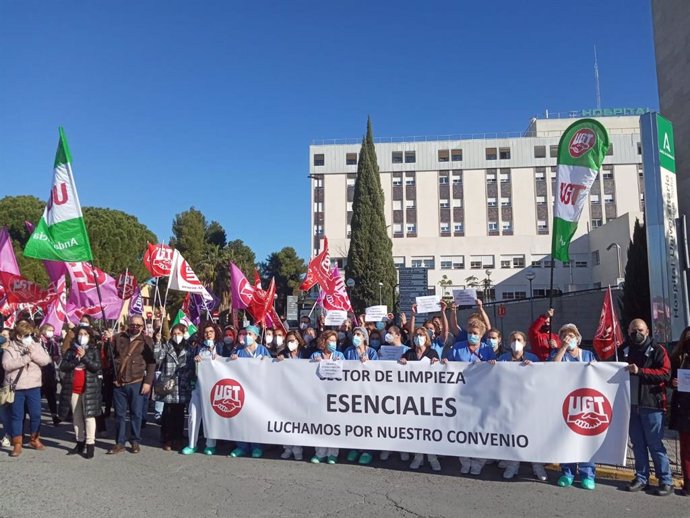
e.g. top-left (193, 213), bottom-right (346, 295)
top-left (1, 411), bottom-right (688, 518)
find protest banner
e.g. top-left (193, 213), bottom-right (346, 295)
top-left (198, 360), bottom-right (630, 464)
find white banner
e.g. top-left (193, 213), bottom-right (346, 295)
top-left (198, 360), bottom-right (630, 464)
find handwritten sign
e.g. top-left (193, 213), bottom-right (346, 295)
top-left (416, 295), bottom-right (441, 314)
top-left (317, 359), bottom-right (343, 380)
top-left (678, 369), bottom-right (690, 393)
top-left (324, 310), bottom-right (348, 327)
top-left (378, 345), bottom-right (406, 361)
top-left (365, 305), bottom-right (388, 322)
top-left (453, 288), bottom-right (477, 307)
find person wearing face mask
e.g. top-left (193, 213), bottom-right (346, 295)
top-left (449, 299), bottom-right (492, 344)
top-left (443, 318), bottom-right (495, 475)
top-left (229, 325), bottom-right (271, 458)
top-left (310, 330), bottom-right (344, 464)
top-left (485, 328), bottom-right (503, 356)
top-left (399, 328), bottom-right (441, 471)
top-left (263, 327), bottom-right (275, 351)
top-left (276, 331), bottom-right (306, 460)
top-left (670, 326), bottom-right (690, 496)
top-left (182, 321), bottom-right (223, 456)
top-left (496, 331), bottom-right (547, 481)
top-left (299, 316), bottom-right (311, 332)
top-left (409, 302), bottom-right (451, 357)
top-left (59, 326), bottom-right (102, 459)
top-left (343, 327), bottom-right (378, 465)
top-left (221, 326), bottom-right (237, 358)
top-left (2, 320), bottom-right (51, 457)
top-left (107, 315), bottom-right (156, 455)
top-left (380, 325), bottom-right (410, 362)
top-left (528, 308), bottom-right (559, 361)
top-left (271, 328), bottom-right (285, 358)
top-left (619, 318), bottom-right (673, 496)
top-left (39, 324), bottom-right (62, 426)
top-left (550, 323), bottom-right (597, 490)
top-left (154, 324), bottom-right (193, 452)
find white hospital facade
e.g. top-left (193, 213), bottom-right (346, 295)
top-left (308, 111), bottom-right (648, 301)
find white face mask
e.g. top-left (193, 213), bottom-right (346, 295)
top-left (299, 323), bottom-right (308, 330)
top-left (275, 336), bottom-right (284, 347)
top-left (265, 334), bottom-right (273, 345)
top-left (287, 341), bottom-right (298, 352)
top-left (567, 338), bottom-right (578, 351)
top-left (510, 341), bottom-right (524, 354)
top-left (22, 336), bottom-right (33, 346)
top-left (44, 331), bottom-right (54, 339)
top-left (172, 335), bottom-right (183, 345)
top-left (78, 335), bottom-right (89, 346)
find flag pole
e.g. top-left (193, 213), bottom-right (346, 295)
top-left (610, 285), bottom-right (620, 362)
top-left (547, 257), bottom-right (555, 337)
top-left (90, 262), bottom-right (110, 327)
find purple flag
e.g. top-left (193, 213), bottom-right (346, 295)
top-left (188, 288), bottom-right (219, 325)
top-left (0, 227), bottom-right (20, 275)
top-left (229, 262), bottom-right (254, 310)
top-left (128, 286), bottom-right (143, 316)
top-left (41, 275), bottom-right (67, 331)
top-left (65, 261), bottom-right (123, 323)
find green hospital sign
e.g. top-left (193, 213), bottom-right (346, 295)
top-left (657, 114), bottom-right (676, 173)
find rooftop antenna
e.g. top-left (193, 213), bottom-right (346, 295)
top-left (594, 45), bottom-right (602, 110)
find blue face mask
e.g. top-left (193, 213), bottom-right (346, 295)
top-left (468, 334), bottom-right (480, 346)
top-left (326, 341), bottom-right (337, 353)
top-left (415, 335), bottom-right (426, 347)
top-left (352, 336), bottom-right (363, 347)
top-left (204, 339), bottom-right (214, 348)
top-left (376, 322), bottom-right (386, 331)
top-left (245, 335), bottom-right (255, 346)
top-left (370, 339), bottom-right (381, 349)
top-left (488, 338), bottom-right (499, 350)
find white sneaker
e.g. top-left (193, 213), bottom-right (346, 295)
top-left (1, 435), bottom-right (10, 448)
top-left (400, 452), bottom-right (410, 461)
top-left (470, 460), bottom-right (484, 476)
top-left (380, 451), bottom-right (390, 461)
top-left (280, 448), bottom-right (292, 459)
top-left (503, 465), bottom-right (518, 479)
top-left (410, 453), bottom-right (424, 470)
top-left (293, 447), bottom-right (303, 461)
top-left (428, 455), bottom-right (441, 472)
top-left (532, 463), bottom-right (548, 481)
top-left (460, 458), bottom-right (471, 474)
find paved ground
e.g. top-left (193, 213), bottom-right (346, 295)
top-left (1, 411), bottom-right (688, 518)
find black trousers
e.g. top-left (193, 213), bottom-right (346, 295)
top-left (41, 366), bottom-right (58, 416)
top-left (160, 403), bottom-right (185, 443)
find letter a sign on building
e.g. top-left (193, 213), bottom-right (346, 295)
top-left (641, 112), bottom-right (687, 343)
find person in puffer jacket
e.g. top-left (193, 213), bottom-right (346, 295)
top-left (59, 326), bottom-right (102, 459)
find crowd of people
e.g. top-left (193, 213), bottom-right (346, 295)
top-left (1, 300), bottom-right (688, 497)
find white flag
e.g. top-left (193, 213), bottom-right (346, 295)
top-left (168, 250), bottom-right (205, 293)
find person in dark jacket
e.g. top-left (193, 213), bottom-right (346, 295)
top-left (39, 324), bottom-right (62, 426)
top-left (153, 324), bottom-right (193, 451)
top-left (670, 326), bottom-right (690, 496)
top-left (620, 318), bottom-right (674, 496)
top-left (107, 315), bottom-right (156, 455)
top-left (59, 326), bottom-right (102, 459)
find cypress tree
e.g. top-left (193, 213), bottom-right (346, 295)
top-left (621, 218), bottom-right (651, 328)
top-left (345, 118), bottom-right (397, 312)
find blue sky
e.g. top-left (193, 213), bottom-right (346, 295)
top-left (0, 0), bottom-right (659, 262)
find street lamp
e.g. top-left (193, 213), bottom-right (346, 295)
top-left (606, 243), bottom-right (622, 281)
top-left (378, 282), bottom-right (383, 305)
top-left (525, 268), bottom-right (536, 323)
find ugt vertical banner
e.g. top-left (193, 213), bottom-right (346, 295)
top-left (641, 112), bottom-right (687, 343)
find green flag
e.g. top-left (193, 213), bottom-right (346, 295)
top-left (24, 127), bottom-right (93, 262)
top-left (172, 309), bottom-right (198, 336)
top-left (551, 119), bottom-right (610, 262)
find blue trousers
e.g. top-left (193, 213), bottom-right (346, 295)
top-left (113, 382), bottom-right (145, 446)
top-left (236, 441), bottom-right (261, 453)
top-left (629, 406), bottom-right (673, 485)
top-left (10, 387), bottom-right (42, 437)
top-left (561, 463), bottom-right (596, 480)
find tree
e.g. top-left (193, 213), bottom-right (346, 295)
top-left (170, 207), bottom-right (207, 269)
top-left (205, 221), bottom-right (227, 248)
top-left (260, 247), bottom-right (306, 314)
top-left (438, 275), bottom-right (454, 304)
top-left (345, 118), bottom-right (397, 312)
top-left (621, 218), bottom-right (651, 328)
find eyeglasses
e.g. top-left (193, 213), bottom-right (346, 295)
top-left (130, 324), bottom-right (144, 328)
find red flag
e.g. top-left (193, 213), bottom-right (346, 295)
top-left (0, 272), bottom-right (52, 307)
top-left (320, 265), bottom-right (352, 312)
top-left (593, 287), bottom-right (623, 360)
top-left (116, 272), bottom-right (137, 299)
top-left (143, 243), bottom-right (174, 277)
top-left (299, 237), bottom-right (330, 291)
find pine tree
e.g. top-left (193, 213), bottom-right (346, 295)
top-left (621, 218), bottom-right (651, 328)
top-left (345, 118), bottom-right (397, 312)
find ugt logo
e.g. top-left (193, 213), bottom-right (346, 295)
top-left (210, 379), bottom-right (245, 418)
top-left (562, 388), bottom-right (612, 436)
top-left (559, 183), bottom-right (586, 206)
top-left (568, 128), bottom-right (596, 158)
